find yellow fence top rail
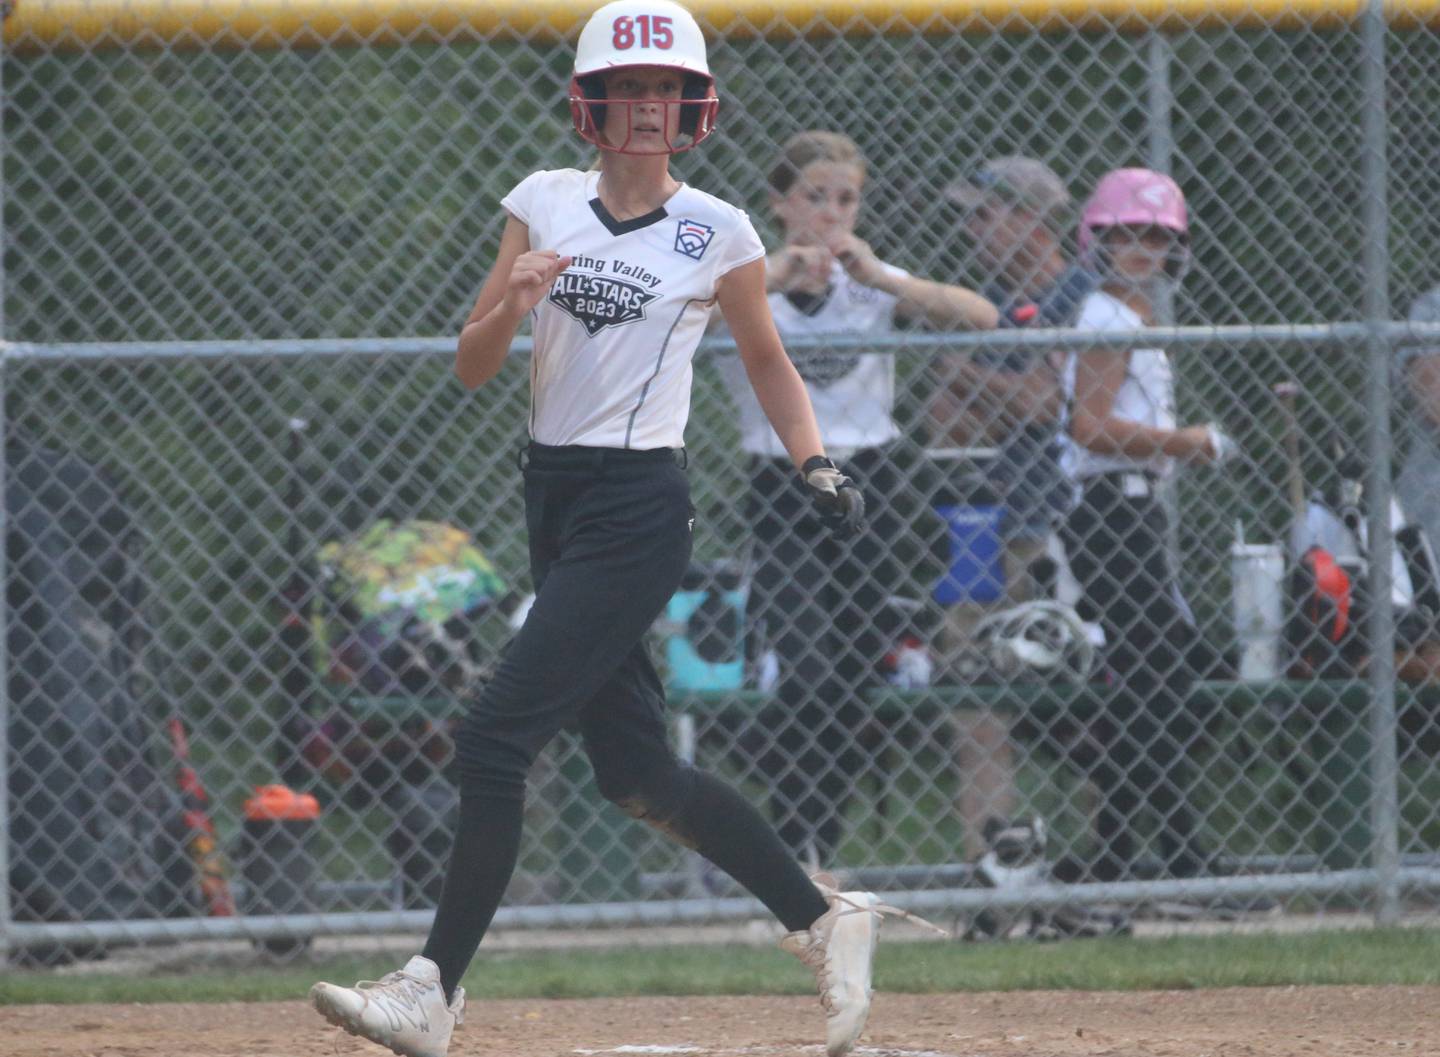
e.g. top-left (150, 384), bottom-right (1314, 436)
top-left (4, 0), bottom-right (1437, 53)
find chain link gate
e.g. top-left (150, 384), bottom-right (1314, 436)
top-left (4, 0), bottom-right (1440, 961)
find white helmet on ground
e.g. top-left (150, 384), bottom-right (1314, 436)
top-left (570, 0), bottom-right (719, 154)
top-left (972, 600), bottom-right (1096, 683)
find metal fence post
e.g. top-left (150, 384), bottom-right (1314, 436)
top-left (1146, 30), bottom-right (1176, 327)
top-left (1146, 30), bottom-right (1186, 600)
top-left (1360, 0), bottom-right (1401, 926)
top-left (0, 362), bottom-right (10, 972)
top-left (0, 24), bottom-right (12, 968)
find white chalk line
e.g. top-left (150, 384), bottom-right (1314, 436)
top-left (575, 1046), bottom-right (964, 1057)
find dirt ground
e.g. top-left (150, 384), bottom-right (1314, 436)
top-left (4, 986), bottom-right (1438, 1057)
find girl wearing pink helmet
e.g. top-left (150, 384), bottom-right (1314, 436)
top-left (1060, 168), bottom-right (1232, 883)
top-left (310, 5), bottom-right (927, 1057)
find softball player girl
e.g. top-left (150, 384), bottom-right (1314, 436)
top-left (719, 130), bottom-right (996, 868)
top-left (1062, 168), bottom-right (1233, 882)
top-left (310, 5), bottom-right (927, 1057)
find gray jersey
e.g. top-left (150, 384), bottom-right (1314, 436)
top-left (1396, 287), bottom-right (1440, 558)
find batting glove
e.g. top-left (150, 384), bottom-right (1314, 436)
top-left (1205, 424), bottom-right (1242, 467)
top-left (801, 455), bottom-right (866, 538)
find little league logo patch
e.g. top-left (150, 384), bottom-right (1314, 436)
top-left (549, 272), bottom-right (659, 337)
top-left (674, 219), bottom-right (715, 261)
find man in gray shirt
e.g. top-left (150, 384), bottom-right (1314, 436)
top-left (930, 156), bottom-right (1093, 599)
top-left (926, 157), bottom-right (1092, 860)
top-left (1398, 287), bottom-right (1440, 562)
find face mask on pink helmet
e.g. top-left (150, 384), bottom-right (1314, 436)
top-left (1079, 168), bottom-right (1191, 284)
top-left (569, 0), bottom-right (720, 155)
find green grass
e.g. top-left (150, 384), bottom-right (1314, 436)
top-left (4, 929), bottom-right (1440, 1006)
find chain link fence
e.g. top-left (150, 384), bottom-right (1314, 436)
top-left (5, 0), bottom-right (1440, 962)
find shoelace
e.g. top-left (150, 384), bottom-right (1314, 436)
top-left (798, 891), bottom-right (949, 1013)
top-left (825, 890), bottom-right (949, 937)
top-left (355, 971), bottom-right (436, 1028)
top-left (324, 972), bottom-right (439, 1055)
top-left (794, 940), bottom-right (840, 1014)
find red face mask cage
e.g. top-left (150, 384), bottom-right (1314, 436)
top-left (569, 74), bottom-right (719, 155)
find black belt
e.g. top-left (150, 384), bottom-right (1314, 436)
top-left (1081, 469), bottom-right (1159, 497)
top-left (517, 442), bottom-right (687, 472)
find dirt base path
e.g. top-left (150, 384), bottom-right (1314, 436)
top-left (5, 986), bottom-right (1437, 1057)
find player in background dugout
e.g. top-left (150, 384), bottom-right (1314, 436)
top-left (925, 156), bottom-right (1094, 857)
top-left (718, 129), bottom-right (996, 869)
top-left (1060, 167), bottom-right (1236, 883)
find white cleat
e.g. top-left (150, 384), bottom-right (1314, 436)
top-left (310, 955), bottom-right (464, 1057)
top-left (780, 873), bottom-right (946, 1057)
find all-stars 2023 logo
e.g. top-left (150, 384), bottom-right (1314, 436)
top-left (549, 272), bottom-right (659, 336)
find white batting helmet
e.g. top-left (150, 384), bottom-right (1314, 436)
top-left (569, 0), bottom-right (719, 154)
top-left (972, 601), bottom-right (1096, 683)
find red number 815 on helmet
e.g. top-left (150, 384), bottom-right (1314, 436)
top-left (569, 0), bottom-right (720, 155)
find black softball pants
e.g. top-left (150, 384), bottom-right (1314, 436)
top-left (454, 443), bottom-right (696, 804)
top-left (743, 444), bottom-right (905, 865)
top-left (1062, 472), bottom-right (1210, 879)
top-left (422, 444), bottom-right (827, 999)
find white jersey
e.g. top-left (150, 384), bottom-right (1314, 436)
top-left (1061, 290), bottom-right (1177, 480)
top-left (502, 169), bottom-right (765, 449)
top-left (719, 258), bottom-right (906, 457)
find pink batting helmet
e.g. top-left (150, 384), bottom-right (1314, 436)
top-left (1078, 168), bottom-right (1190, 273)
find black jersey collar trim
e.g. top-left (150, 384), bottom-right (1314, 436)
top-left (589, 197), bottom-right (670, 236)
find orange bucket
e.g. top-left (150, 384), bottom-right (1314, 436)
top-left (243, 784), bottom-right (321, 822)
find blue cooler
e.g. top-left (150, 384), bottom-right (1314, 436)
top-left (926, 447), bottom-right (1006, 606)
top-left (933, 503), bottom-right (1006, 605)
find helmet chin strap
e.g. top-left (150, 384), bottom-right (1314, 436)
top-left (1099, 260), bottom-right (1187, 301)
top-left (1115, 274), bottom-right (1178, 297)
